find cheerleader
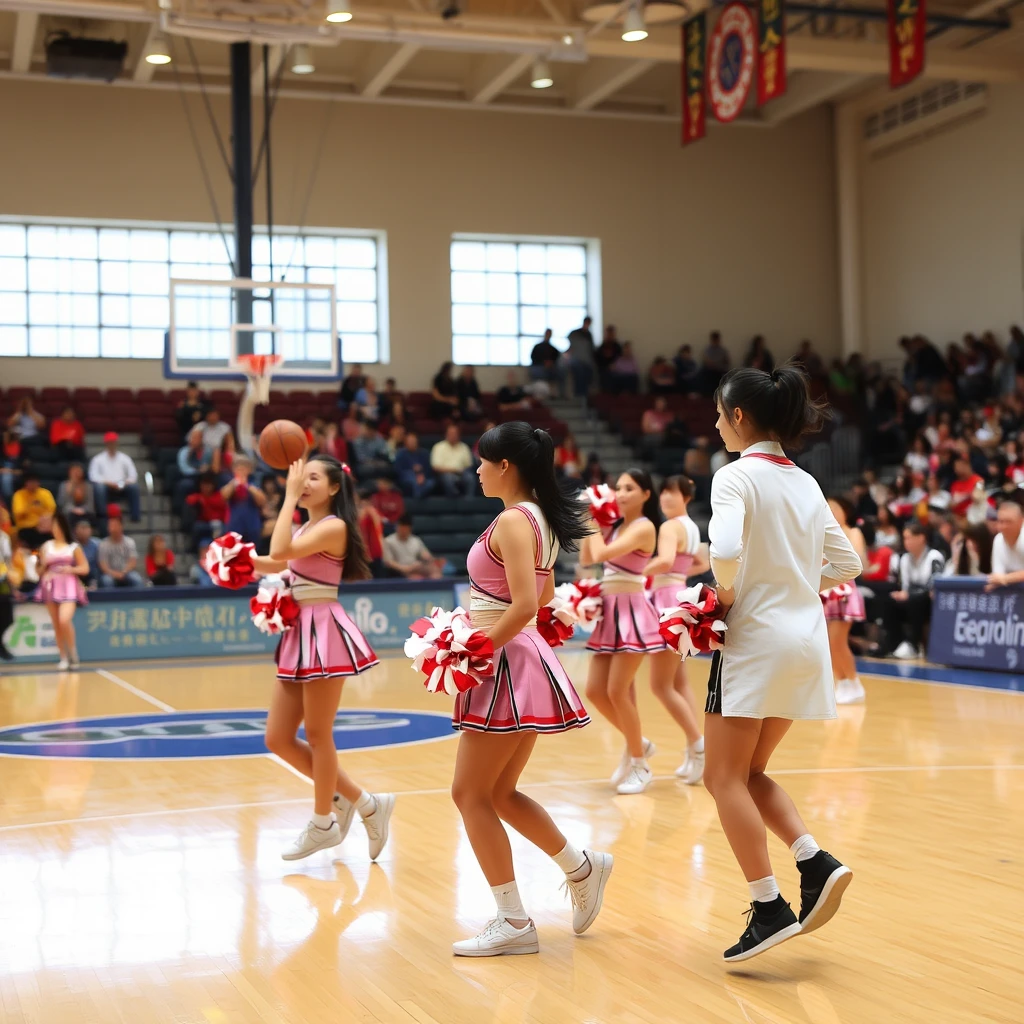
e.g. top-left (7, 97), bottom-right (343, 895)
top-left (643, 476), bottom-right (708, 783)
top-left (451, 422), bottom-right (612, 957)
top-left (581, 469), bottom-right (664, 796)
top-left (705, 365), bottom-right (862, 962)
top-left (822, 496), bottom-right (868, 705)
top-left (255, 455), bottom-right (395, 863)
top-left (35, 511), bottom-right (89, 670)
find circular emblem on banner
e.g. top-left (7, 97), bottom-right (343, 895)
top-left (707, 2), bottom-right (756, 123)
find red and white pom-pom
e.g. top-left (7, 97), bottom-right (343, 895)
top-left (203, 532), bottom-right (256, 589)
top-left (658, 582), bottom-right (728, 658)
top-left (250, 574), bottom-right (300, 635)
top-left (404, 606), bottom-right (495, 696)
top-left (554, 579), bottom-right (603, 633)
top-left (537, 592), bottom-right (576, 648)
top-left (820, 582), bottom-right (855, 604)
top-left (579, 483), bottom-right (620, 530)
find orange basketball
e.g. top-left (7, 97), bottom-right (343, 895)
top-left (259, 420), bottom-right (309, 470)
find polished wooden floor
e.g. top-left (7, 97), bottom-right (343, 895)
top-left (0, 652), bottom-right (1021, 1024)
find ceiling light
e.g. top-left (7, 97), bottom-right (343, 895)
top-left (622, 4), bottom-right (648, 41)
top-left (325, 0), bottom-right (353, 23)
top-left (562, 33), bottom-right (574, 45)
top-left (144, 31), bottom-right (172, 65)
top-left (291, 44), bottom-right (315, 74)
top-left (530, 59), bottom-right (553, 89)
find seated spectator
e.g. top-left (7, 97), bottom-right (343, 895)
top-left (975, 408), bottom-right (1004, 453)
top-left (949, 457), bottom-right (984, 517)
top-left (220, 456), bottom-right (266, 546)
top-left (146, 535), bottom-right (177, 586)
top-left (342, 404), bottom-right (363, 442)
top-left (89, 432), bottom-right (141, 522)
top-left (12, 536), bottom-right (39, 596)
top-left (684, 438), bottom-right (712, 502)
top-left (583, 452), bottom-right (607, 487)
top-left (849, 478), bottom-right (878, 520)
top-left (371, 478), bottom-right (405, 526)
top-left (317, 421), bottom-right (348, 463)
top-left (176, 429), bottom-right (211, 509)
top-left (176, 381), bottom-right (211, 440)
top-left (457, 366), bottom-right (483, 422)
top-left (874, 505), bottom-right (900, 548)
top-left (6, 396), bottom-right (45, 444)
top-left (497, 371), bottom-right (531, 413)
top-left (699, 331), bottom-right (730, 395)
top-left (924, 472), bottom-right (951, 512)
top-left (351, 422), bottom-right (392, 480)
top-left (380, 398), bottom-right (410, 437)
top-left (744, 335), bottom-right (775, 373)
top-left (947, 524), bottom-right (993, 577)
top-left (379, 377), bottom-right (403, 422)
top-left (663, 410), bottom-right (691, 450)
top-left (673, 344), bottom-right (700, 393)
top-left (259, 476), bottom-right (284, 555)
top-left (647, 356), bottom-right (676, 395)
top-left (58, 464), bottom-right (96, 529)
top-left (385, 423), bottom-right (407, 460)
top-left (903, 436), bottom-right (932, 476)
top-left (829, 359), bottom-right (855, 395)
top-left (12, 471), bottom-right (55, 548)
top-left (73, 519), bottom-right (100, 588)
top-left (793, 340), bottom-right (826, 379)
top-left (355, 376), bottom-right (382, 425)
top-left (185, 472), bottom-right (228, 551)
top-left (986, 499), bottom-right (1024, 590)
top-left (430, 361), bottom-right (461, 421)
top-left (641, 396), bottom-right (673, 448)
top-left (98, 513), bottom-right (143, 588)
top-left (609, 342), bottom-right (640, 395)
top-left (394, 431), bottom-right (434, 499)
top-left (0, 430), bottom-right (21, 502)
top-left (190, 409), bottom-right (234, 475)
top-left (383, 515), bottom-right (444, 579)
top-left (357, 490), bottom-right (385, 578)
top-left (595, 326), bottom-right (622, 392)
top-left (861, 521), bottom-right (896, 583)
top-left (338, 363), bottom-right (367, 410)
top-left (49, 406), bottom-right (86, 462)
top-left (430, 425), bottom-right (475, 498)
top-left (555, 433), bottom-right (582, 479)
top-left (529, 329), bottom-right (566, 397)
top-left (190, 541), bottom-right (216, 587)
top-left (881, 522), bottom-right (945, 658)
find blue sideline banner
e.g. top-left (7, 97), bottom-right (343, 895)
top-left (928, 578), bottom-right (1024, 672)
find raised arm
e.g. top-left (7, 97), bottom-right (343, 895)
top-left (581, 518), bottom-right (656, 567)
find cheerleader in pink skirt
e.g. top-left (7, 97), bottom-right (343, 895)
top-left (580, 468), bottom-right (663, 796)
top-left (34, 511), bottom-right (89, 671)
top-left (254, 454), bottom-right (394, 864)
top-left (643, 475), bottom-right (709, 784)
top-left (451, 422), bottom-right (613, 958)
top-left (823, 496), bottom-right (868, 705)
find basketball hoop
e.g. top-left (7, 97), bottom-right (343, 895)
top-left (238, 353), bottom-right (283, 405)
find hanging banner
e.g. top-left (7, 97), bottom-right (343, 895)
top-left (708, 2), bottom-right (757, 123)
top-left (681, 15), bottom-right (707, 145)
top-left (887, 0), bottom-right (927, 89)
top-left (757, 0), bottom-right (787, 105)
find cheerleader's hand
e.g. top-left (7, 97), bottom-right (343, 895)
top-left (284, 460), bottom-right (306, 502)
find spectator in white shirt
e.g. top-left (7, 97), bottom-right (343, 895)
top-left (190, 408), bottom-right (234, 474)
top-left (430, 424), bottom-right (475, 498)
top-left (382, 515), bottom-right (444, 579)
top-left (882, 522), bottom-right (946, 659)
top-left (89, 432), bottom-right (140, 522)
top-left (986, 500), bottom-right (1024, 590)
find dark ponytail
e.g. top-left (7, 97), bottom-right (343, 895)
top-left (307, 453), bottom-right (371, 581)
top-left (622, 467), bottom-right (663, 529)
top-left (715, 361), bottom-right (829, 450)
top-left (828, 494), bottom-right (855, 527)
top-left (477, 421), bottom-right (589, 552)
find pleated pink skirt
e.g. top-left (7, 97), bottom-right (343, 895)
top-left (453, 628), bottom-right (590, 734)
top-left (34, 574), bottom-right (88, 606)
top-left (586, 591), bottom-right (665, 655)
top-left (275, 601), bottom-right (379, 681)
top-left (821, 584), bottom-right (866, 623)
top-left (648, 582), bottom-right (687, 616)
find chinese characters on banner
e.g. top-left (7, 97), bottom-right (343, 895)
top-left (757, 0), bottom-right (787, 105)
top-left (681, 15), bottom-right (707, 145)
top-left (887, 0), bottom-right (927, 88)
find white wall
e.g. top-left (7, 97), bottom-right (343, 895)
top-left (0, 77), bottom-right (841, 391)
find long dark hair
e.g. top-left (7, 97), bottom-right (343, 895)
top-left (477, 421), bottom-right (589, 553)
top-left (621, 467), bottom-right (663, 528)
top-left (715, 361), bottom-right (829, 449)
top-left (828, 495), bottom-right (856, 527)
top-left (308, 453), bottom-right (370, 581)
top-left (52, 510), bottom-right (72, 545)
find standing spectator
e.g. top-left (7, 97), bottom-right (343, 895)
top-left (12, 472), bottom-right (55, 548)
top-left (497, 371), bottom-right (531, 413)
top-left (457, 366), bottom-right (483, 422)
top-left (608, 341), bottom-right (640, 395)
top-left (58, 464), bottom-right (96, 528)
top-left (220, 456), bottom-right (266, 546)
top-left (744, 336), bottom-right (775, 373)
top-left (49, 406), bottom-right (86, 462)
top-left (190, 541), bottom-right (216, 587)
top-left (351, 421), bottom-right (392, 480)
top-left (430, 425), bottom-right (475, 497)
top-left (529, 329), bottom-right (566, 397)
top-left (383, 515), bottom-right (444, 579)
top-left (986, 500), bottom-right (1024, 589)
top-left (355, 376), bottom-right (382, 425)
top-left (357, 490), bottom-right (385, 578)
top-left (430, 362), bottom-right (461, 420)
top-left (146, 535), bottom-right (177, 586)
top-left (190, 409), bottom-right (233, 475)
top-left (98, 514), bottom-right (143, 588)
top-left (699, 331), bottom-right (731, 395)
top-left (73, 519), bottom-right (100, 588)
top-left (949, 457), bottom-right (984, 517)
top-left (175, 429), bottom-right (210, 509)
top-left (673, 344), bottom-right (700, 393)
top-left (6, 396), bottom-right (45, 443)
top-left (338, 363), bottom-right (367, 410)
top-left (594, 326), bottom-right (622, 392)
top-left (882, 522), bottom-right (945, 659)
top-left (371, 478), bottom-right (405, 526)
top-left (394, 431), bottom-right (434, 498)
top-left (555, 433), bottom-right (582, 479)
top-left (641, 396), bottom-right (673, 452)
top-left (566, 316), bottom-right (596, 397)
top-left (184, 473), bottom-right (228, 551)
top-left (647, 356), bottom-right (676, 395)
top-left (89, 432), bottom-right (141, 522)
top-left (176, 381), bottom-right (210, 440)
top-left (0, 528), bottom-right (13, 660)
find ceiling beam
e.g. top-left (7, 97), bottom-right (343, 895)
top-left (758, 71), bottom-right (868, 125)
top-left (133, 22), bottom-right (158, 82)
top-left (467, 52), bottom-right (533, 104)
top-left (573, 58), bottom-right (653, 110)
top-left (11, 11), bottom-right (38, 74)
top-left (252, 43), bottom-right (286, 96)
top-left (537, 0), bottom-right (567, 24)
top-left (359, 42), bottom-right (421, 98)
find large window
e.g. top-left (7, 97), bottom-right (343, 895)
top-left (450, 236), bottom-right (596, 366)
top-left (0, 221), bottom-right (385, 363)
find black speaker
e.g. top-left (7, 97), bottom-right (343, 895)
top-left (46, 33), bottom-right (128, 83)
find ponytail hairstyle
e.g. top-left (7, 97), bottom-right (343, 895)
top-left (51, 510), bottom-right (72, 546)
top-left (622, 467), bottom-right (663, 529)
top-left (477, 421), bottom-right (589, 553)
top-left (307, 453), bottom-right (371, 581)
top-left (715, 361), bottom-right (830, 450)
top-left (661, 474), bottom-right (695, 502)
top-left (828, 495), bottom-right (856, 528)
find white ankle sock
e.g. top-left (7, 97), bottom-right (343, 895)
top-left (748, 875), bottom-right (780, 903)
top-left (692, 736), bottom-right (705, 754)
top-left (630, 757), bottom-right (647, 769)
top-left (491, 881), bottom-right (527, 922)
top-left (790, 834), bottom-right (820, 862)
top-left (551, 841), bottom-right (589, 879)
top-left (355, 792), bottom-right (376, 818)
top-left (311, 812), bottom-right (334, 830)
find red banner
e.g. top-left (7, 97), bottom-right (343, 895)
top-left (757, 0), bottom-right (787, 105)
top-left (888, 0), bottom-right (926, 88)
top-left (681, 15), bottom-right (706, 145)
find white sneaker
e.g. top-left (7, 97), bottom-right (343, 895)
top-left (846, 677), bottom-right (866, 703)
top-left (363, 793), bottom-right (395, 861)
top-left (893, 641), bottom-right (918, 660)
top-left (57, 657), bottom-right (69, 671)
top-left (563, 851), bottom-right (614, 934)
top-left (834, 678), bottom-right (852, 703)
top-left (281, 820), bottom-right (342, 861)
top-left (680, 749), bottom-right (705, 785)
top-left (611, 737), bottom-right (656, 787)
top-left (69, 651), bottom-right (80, 669)
top-left (674, 752), bottom-right (691, 778)
top-left (333, 794), bottom-right (356, 842)
top-left (616, 763), bottom-right (652, 795)
top-left (453, 916), bottom-right (539, 957)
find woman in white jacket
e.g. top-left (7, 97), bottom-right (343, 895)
top-left (705, 363), bottom-right (863, 964)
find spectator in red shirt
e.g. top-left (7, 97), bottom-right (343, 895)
top-left (146, 535), bottom-right (177, 586)
top-left (317, 421), bottom-right (348, 463)
top-left (49, 407), bottom-right (86, 462)
top-left (949, 457), bottom-right (984, 516)
top-left (185, 472), bottom-right (229, 551)
top-left (371, 477), bottom-right (405, 525)
top-left (358, 489), bottom-right (385, 578)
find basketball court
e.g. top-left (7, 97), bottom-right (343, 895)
top-left (1, 653), bottom-right (1020, 1023)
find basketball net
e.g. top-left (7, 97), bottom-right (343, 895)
top-left (237, 353), bottom-right (283, 457)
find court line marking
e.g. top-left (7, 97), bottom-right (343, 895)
top-left (94, 668), bottom-right (177, 713)
top-left (1, 763), bottom-right (1021, 834)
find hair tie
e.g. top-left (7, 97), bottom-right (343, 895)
top-left (341, 463), bottom-right (353, 476)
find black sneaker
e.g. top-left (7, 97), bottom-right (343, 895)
top-left (723, 896), bottom-right (801, 963)
top-left (797, 850), bottom-right (853, 934)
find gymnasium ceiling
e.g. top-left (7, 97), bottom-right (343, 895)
top-left (0, 0), bottom-right (1022, 124)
